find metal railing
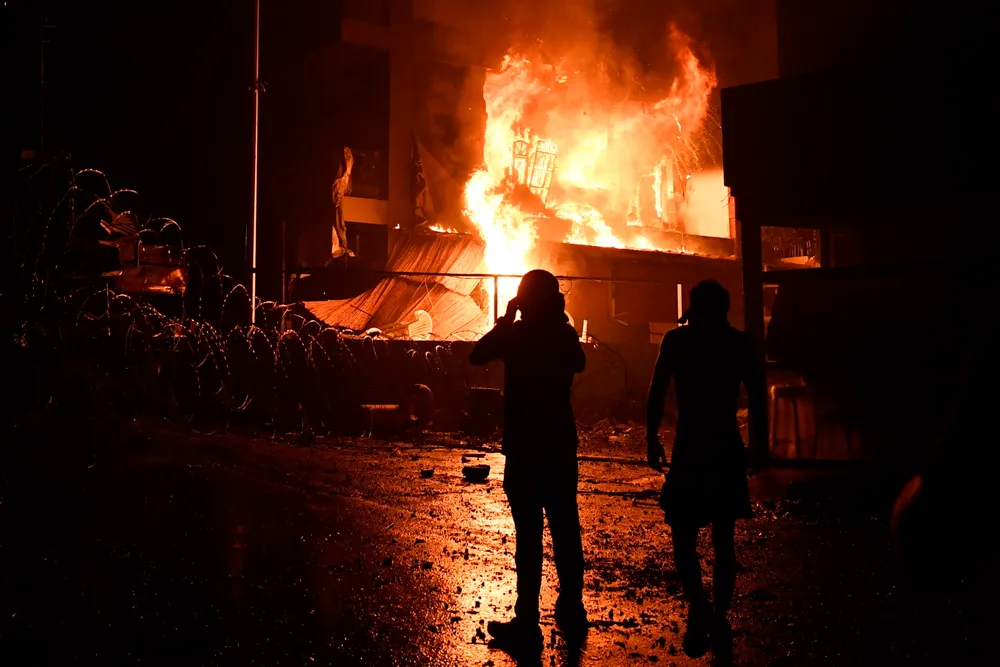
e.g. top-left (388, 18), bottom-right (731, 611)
top-left (285, 267), bottom-right (689, 324)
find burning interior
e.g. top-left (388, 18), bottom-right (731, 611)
top-left (308, 22), bottom-right (738, 342)
top-left (463, 26), bottom-right (728, 321)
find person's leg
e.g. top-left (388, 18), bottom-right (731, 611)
top-left (506, 483), bottom-right (545, 623)
top-left (672, 522), bottom-right (706, 611)
top-left (709, 519), bottom-right (737, 665)
top-left (710, 519), bottom-right (737, 620)
top-left (544, 462), bottom-right (586, 627)
top-left (488, 470), bottom-right (545, 653)
top-left (672, 522), bottom-right (710, 657)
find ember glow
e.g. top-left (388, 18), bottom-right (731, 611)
top-left (461, 25), bottom-right (725, 320)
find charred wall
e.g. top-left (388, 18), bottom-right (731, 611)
top-left (258, 2), bottom-right (391, 296)
top-left (535, 243), bottom-right (743, 407)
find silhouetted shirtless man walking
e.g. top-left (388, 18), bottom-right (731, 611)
top-left (470, 270), bottom-right (588, 653)
top-left (646, 280), bottom-right (766, 664)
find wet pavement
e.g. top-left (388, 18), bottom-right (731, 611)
top-left (0, 414), bottom-right (985, 665)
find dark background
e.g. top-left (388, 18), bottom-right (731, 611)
top-left (3, 0), bottom-right (257, 274)
top-left (2, 0), bottom-right (780, 293)
top-left (8, 0), bottom-right (984, 294)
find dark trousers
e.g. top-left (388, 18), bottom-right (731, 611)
top-left (503, 457), bottom-right (585, 622)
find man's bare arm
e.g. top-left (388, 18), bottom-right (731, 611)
top-left (645, 335), bottom-right (673, 470)
top-left (742, 335), bottom-right (769, 464)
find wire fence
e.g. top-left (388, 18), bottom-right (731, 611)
top-left (7, 162), bottom-right (656, 430)
top-left (5, 163), bottom-right (479, 433)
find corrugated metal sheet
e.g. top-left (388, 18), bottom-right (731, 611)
top-left (304, 232), bottom-right (489, 340)
top-left (305, 277), bottom-right (487, 340)
top-left (386, 231), bottom-right (485, 296)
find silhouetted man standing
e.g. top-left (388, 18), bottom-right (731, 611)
top-left (646, 280), bottom-right (766, 664)
top-left (470, 270), bottom-right (588, 652)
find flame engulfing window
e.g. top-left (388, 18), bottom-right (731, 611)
top-left (509, 138), bottom-right (558, 205)
top-left (527, 139), bottom-right (558, 204)
top-left (512, 139), bottom-right (531, 186)
top-left (510, 132), bottom-right (696, 233)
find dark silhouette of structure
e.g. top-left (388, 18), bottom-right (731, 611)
top-left (646, 280), bottom-right (766, 663)
top-left (722, 0), bottom-right (985, 464)
top-left (890, 293), bottom-right (997, 647)
top-left (469, 269), bottom-right (587, 653)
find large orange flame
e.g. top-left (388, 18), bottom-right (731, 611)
top-left (462, 26), bottom-right (724, 321)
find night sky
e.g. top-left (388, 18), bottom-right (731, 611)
top-left (3, 0), bottom-right (257, 274)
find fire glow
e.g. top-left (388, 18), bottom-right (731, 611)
top-left (461, 25), bottom-right (728, 320)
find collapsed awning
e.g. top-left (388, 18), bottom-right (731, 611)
top-left (304, 231), bottom-right (489, 340)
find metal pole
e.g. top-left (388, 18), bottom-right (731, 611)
top-left (281, 220), bottom-right (287, 304)
top-left (281, 268), bottom-right (708, 285)
top-left (676, 282), bottom-right (684, 322)
top-left (250, 0), bottom-right (261, 323)
top-left (493, 275), bottom-right (499, 324)
top-left (39, 15), bottom-right (45, 154)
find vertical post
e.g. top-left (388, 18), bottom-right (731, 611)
top-left (39, 14), bottom-right (46, 154)
top-left (819, 228), bottom-right (832, 267)
top-left (280, 220), bottom-right (287, 304)
top-left (676, 283), bottom-right (684, 322)
top-left (728, 194), bottom-right (737, 241)
top-left (493, 275), bottom-right (499, 324)
top-left (738, 215), bottom-right (769, 462)
top-left (387, 0), bottom-right (415, 228)
top-left (249, 0), bottom-right (261, 323)
top-left (664, 158), bottom-right (675, 226)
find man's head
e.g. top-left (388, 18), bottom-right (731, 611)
top-left (516, 269), bottom-right (566, 321)
top-left (680, 280), bottom-right (730, 325)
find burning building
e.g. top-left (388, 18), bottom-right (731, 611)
top-left (262, 1), bottom-right (776, 408)
top-left (456, 31), bottom-right (734, 323)
top-left (300, 2), bottom-right (740, 328)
